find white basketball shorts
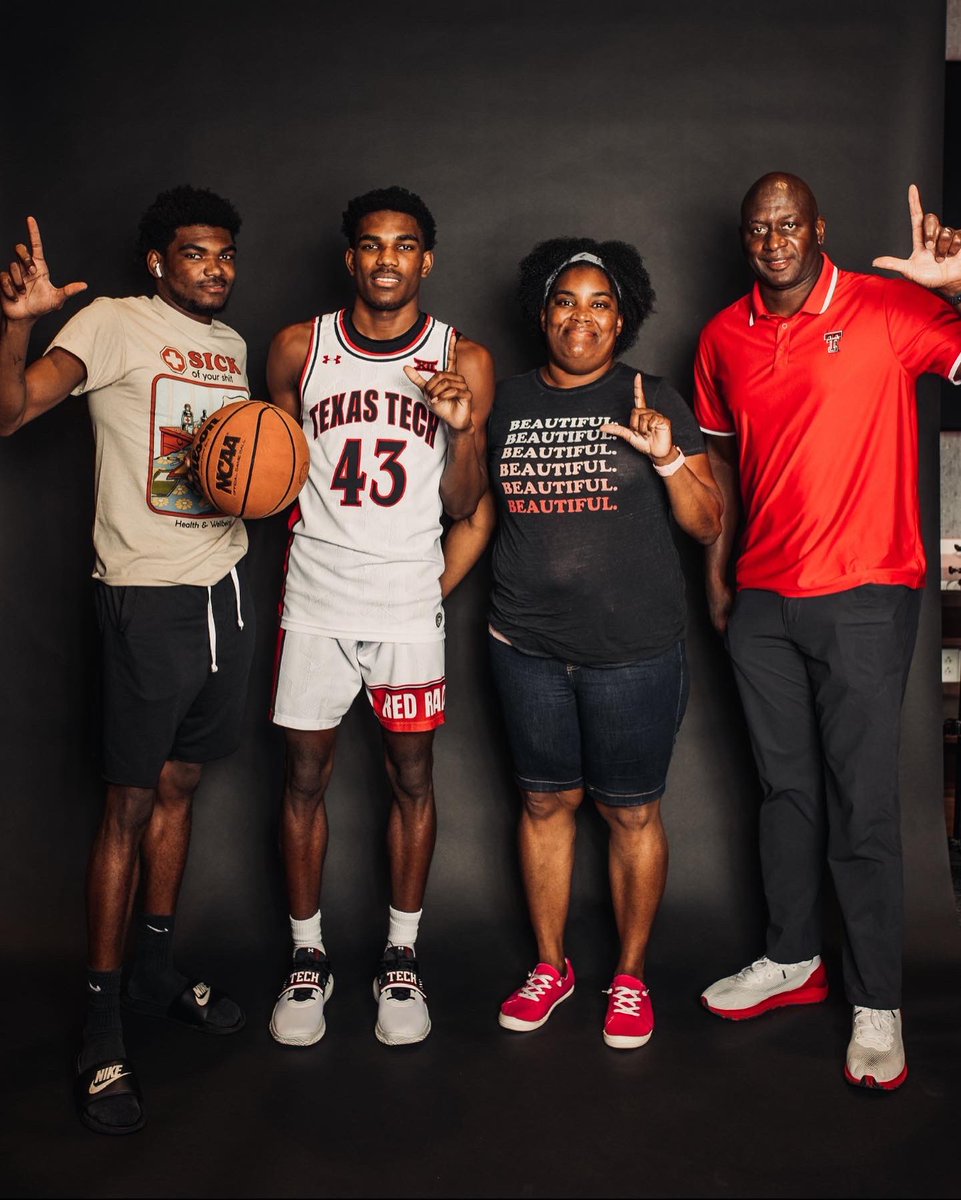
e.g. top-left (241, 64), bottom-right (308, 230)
top-left (271, 630), bottom-right (446, 733)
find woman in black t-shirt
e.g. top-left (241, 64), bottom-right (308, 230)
top-left (491, 238), bottom-right (722, 1048)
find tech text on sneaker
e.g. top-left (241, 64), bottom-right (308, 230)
top-left (269, 947), bottom-right (334, 1047)
top-left (373, 945), bottom-right (431, 1046)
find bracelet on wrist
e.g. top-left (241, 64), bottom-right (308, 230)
top-left (652, 447), bottom-right (686, 477)
top-left (946, 291), bottom-right (961, 306)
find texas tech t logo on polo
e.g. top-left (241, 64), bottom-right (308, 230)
top-left (823, 330), bottom-right (843, 354)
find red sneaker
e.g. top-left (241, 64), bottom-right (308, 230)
top-left (603, 974), bottom-right (654, 1049)
top-left (498, 959), bottom-right (575, 1031)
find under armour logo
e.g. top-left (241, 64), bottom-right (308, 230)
top-left (322, 354), bottom-right (342, 365)
top-left (823, 330), bottom-right (843, 354)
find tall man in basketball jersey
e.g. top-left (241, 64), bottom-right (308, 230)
top-left (267, 186), bottom-right (494, 1047)
top-left (0, 187), bottom-right (254, 1135)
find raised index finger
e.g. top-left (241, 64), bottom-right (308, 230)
top-left (633, 372), bottom-right (646, 409)
top-left (447, 330), bottom-right (458, 375)
top-left (908, 184), bottom-right (925, 252)
top-left (26, 216), bottom-right (45, 262)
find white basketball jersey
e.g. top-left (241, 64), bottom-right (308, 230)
top-left (280, 309), bottom-right (454, 642)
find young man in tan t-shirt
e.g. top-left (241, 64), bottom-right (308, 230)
top-left (0, 186), bottom-right (254, 1136)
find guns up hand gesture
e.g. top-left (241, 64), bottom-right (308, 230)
top-left (872, 185), bottom-right (961, 292)
top-left (0, 216), bottom-right (87, 322)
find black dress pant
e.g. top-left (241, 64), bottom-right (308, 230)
top-left (726, 584), bottom-right (922, 1009)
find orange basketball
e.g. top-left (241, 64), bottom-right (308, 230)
top-left (191, 400), bottom-right (309, 519)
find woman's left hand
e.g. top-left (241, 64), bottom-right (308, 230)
top-left (601, 373), bottom-right (674, 459)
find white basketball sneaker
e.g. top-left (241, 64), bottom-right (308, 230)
top-left (701, 955), bottom-right (829, 1019)
top-left (845, 1007), bottom-right (907, 1090)
top-left (269, 947), bottom-right (334, 1046)
top-left (373, 945), bottom-right (430, 1046)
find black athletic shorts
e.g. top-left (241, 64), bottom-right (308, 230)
top-left (94, 558), bottom-right (255, 788)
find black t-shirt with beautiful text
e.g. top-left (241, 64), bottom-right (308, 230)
top-left (488, 362), bottom-right (706, 665)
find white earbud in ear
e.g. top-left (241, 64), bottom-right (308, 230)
top-left (154, 264), bottom-right (162, 278)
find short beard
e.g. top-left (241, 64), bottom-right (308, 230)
top-left (167, 284), bottom-right (229, 317)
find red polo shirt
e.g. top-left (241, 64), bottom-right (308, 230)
top-left (694, 255), bottom-right (961, 596)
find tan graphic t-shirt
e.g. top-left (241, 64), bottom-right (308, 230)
top-left (50, 295), bottom-right (250, 586)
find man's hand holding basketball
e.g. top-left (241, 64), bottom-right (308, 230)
top-left (0, 217), bottom-right (87, 323)
top-left (403, 333), bottom-right (474, 433)
top-left (602, 373), bottom-right (675, 462)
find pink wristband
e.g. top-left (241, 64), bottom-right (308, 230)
top-left (652, 448), bottom-right (686, 477)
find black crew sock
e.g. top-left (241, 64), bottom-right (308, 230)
top-left (127, 912), bottom-right (243, 1032)
top-left (127, 913), bottom-right (188, 1004)
top-left (79, 968), bottom-right (125, 1071)
top-left (78, 968), bottom-right (143, 1130)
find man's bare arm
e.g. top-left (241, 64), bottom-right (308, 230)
top-left (440, 490), bottom-right (496, 598)
top-left (0, 216), bottom-right (88, 435)
top-left (704, 434), bottom-right (741, 634)
top-left (266, 322), bottom-right (312, 421)
top-left (405, 335), bottom-right (495, 521)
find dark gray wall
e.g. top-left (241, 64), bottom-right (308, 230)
top-left (2, 1), bottom-right (958, 973)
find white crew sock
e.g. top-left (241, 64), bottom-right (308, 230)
top-left (387, 906), bottom-right (422, 950)
top-left (290, 910), bottom-right (325, 954)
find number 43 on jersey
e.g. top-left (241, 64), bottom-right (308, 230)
top-left (331, 438), bottom-right (407, 507)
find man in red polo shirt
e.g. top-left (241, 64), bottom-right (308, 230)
top-left (694, 172), bottom-right (961, 1090)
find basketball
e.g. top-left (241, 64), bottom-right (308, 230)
top-left (191, 400), bottom-right (310, 519)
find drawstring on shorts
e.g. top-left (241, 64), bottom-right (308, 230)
top-left (206, 564), bottom-right (245, 673)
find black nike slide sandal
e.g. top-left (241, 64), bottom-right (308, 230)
top-left (123, 980), bottom-right (246, 1035)
top-left (76, 1057), bottom-right (145, 1136)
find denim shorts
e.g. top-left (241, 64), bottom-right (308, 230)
top-left (488, 635), bottom-right (689, 806)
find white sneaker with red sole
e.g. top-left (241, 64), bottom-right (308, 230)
top-left (845, 1007), bottom-right (907, 1090)
top-left (701, 955), bottom-right (828, 1019)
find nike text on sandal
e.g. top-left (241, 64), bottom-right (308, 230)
top-left (499, 959), bottom-right (575, 1031)
top-left (844, 1006), bottom-right (908, 1091)
top-left (700, 955), bottom-right (828, 1020)
top-left (76, 1057), bottom-right (145, 1137)
top-left (122, 979), bottom-right (245, 1034)
top-left (270, 948), bottom-right (334, 1047)
top-left (373, 945), bottom-right (431, 1046)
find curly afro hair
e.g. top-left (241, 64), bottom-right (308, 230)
top-left (137, 185), bottom-right (241, 258)
top-left (517, 237), bottom-right (656, 356)
top-left (341, 186), bottom-right (437, 250)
